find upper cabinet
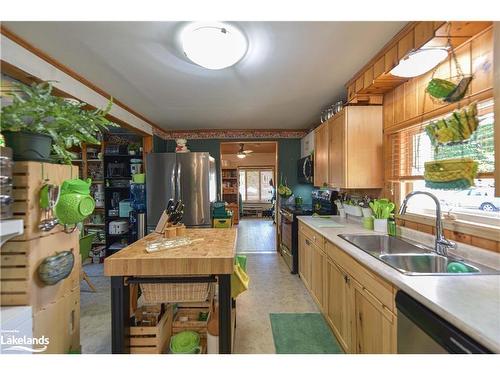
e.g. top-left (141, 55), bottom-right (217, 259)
top-left (314, 122), bottom-right (330, 187)
top-left (327, 106), bottom-right (383, 189)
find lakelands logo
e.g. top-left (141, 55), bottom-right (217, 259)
top-left (1, 330), bottom-right (49, 353)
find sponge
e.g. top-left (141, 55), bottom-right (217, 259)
top-left (447, 262), bottom-right (470, 273)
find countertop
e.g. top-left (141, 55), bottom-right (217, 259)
top-left (103, 228), bottom-right (237, 277)
top-left (297, 215), bottom-right (500, 353)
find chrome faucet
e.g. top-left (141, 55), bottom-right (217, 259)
top-left (398, 191), bottom-right (456, 256)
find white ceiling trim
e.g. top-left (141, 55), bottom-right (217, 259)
top-left (1, 34), bottom-right (153, 135)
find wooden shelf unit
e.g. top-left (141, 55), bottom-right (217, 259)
top-left (221, 168), bottom-right (240, 225)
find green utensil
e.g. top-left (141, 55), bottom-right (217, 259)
top-left (39, 184), bottom-right (50, 209)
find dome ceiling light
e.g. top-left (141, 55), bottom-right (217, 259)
top-left (181, 22), bottom-right (247, 70)
top-left (390, 48), bottom-right (448, 78)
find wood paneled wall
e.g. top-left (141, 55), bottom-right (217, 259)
top-left (383, 26), bottom-right (494, 134)
top-left (381, 26), bottom-right (497, 252)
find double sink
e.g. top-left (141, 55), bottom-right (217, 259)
top-left (338, 234), bottom-right (498, 275)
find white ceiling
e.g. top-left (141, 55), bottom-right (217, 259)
top-left (3, 21), bottom-right (405, 130)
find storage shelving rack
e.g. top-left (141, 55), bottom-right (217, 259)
top-left (221, 168), bottom-right (239, 225)
top-left (103, 134), bottom-right (143, 257)
top-left (70, 142), bottom-right (106, 249)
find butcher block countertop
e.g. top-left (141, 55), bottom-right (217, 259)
top-left (104, 228), bottom-right (237, 277)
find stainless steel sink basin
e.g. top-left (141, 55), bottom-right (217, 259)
top-left (338, 234), bottom-right (432, 256)
top-left (379, 253), bottom-right (480, 275)
top-left (338, 234), bottom-right (498, 275)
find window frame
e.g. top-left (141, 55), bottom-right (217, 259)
top-left (389, 98), bottom-right (499, 238)
top-left (239, 167), bottom-right (275, 203)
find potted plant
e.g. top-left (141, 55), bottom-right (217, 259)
top-left (0, 81), bottom-right (117, 164)
top-left (128, 143), bottom-right (140, 156)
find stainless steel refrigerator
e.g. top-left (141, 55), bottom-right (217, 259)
top-left (146, 152), bottom-right (216, 229)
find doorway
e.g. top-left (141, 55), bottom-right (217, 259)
top-left (219, 141), bottom-right (278, 253)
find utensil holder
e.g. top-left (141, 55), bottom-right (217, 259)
top-left (163, 224), bottom-right (186, 238)
top-left (374, 219), bottom-right (388, 234)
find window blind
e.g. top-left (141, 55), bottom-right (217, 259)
top-left (390, 99), bottom-right (495, 182)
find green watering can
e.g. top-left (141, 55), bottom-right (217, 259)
top-left (54, 178), bottom-right (95, 227)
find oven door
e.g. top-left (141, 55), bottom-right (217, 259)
top-left (279, 209), bottom-right (294, 271)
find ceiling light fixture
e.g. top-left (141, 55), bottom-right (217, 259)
top-left (236, 152), bottom-right (247, 159)
top-left (390, 48), bottom-right (448, 78)
top-left (181, 22), bottom-right (247, 70)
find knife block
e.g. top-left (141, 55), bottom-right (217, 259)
top-left (163, 224), bottom-right (186, 238)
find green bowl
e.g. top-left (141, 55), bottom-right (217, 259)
top-left (170, 331), bottom-right (201, 354)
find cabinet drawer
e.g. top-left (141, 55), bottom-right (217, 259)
top-left (299, 222), bottom-right (325, 250)
top-left (325, 242), bottom-right (395, 312)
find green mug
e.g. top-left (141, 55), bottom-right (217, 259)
top-left (54, 178), bottom-right (95, 225)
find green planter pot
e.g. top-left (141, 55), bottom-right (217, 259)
top-left (3, 131), bottom-right (52, 161)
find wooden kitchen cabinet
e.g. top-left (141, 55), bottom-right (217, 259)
top-left (299, 222), bottom-right (397, 354)
top-left (311, 244), bottom-right (326, 308)
top-left (327, 106), bottom-right (383, 189)
top-left (314, 121), bottom-right (330, 187)
top-left (397, 30), bottom-right (414, 60)
top-left (326, 258), bottom-right (352, 353)
top-left (298, 230), bottom-right (312, 290)
top-left (352, 279), bottom-right (397, 354)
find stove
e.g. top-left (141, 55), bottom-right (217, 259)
top-left (279, 205), bottom-right (313, 274)
top-left (279, 189), bottom-right (339, 274)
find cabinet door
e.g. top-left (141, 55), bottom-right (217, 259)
top-left (352, 281), bottom-right (396, 354)
top-left (326, 259), bottom-right (352, 353)
top-left (299, 233), bottom-right (313, 290)
top-left (314, 123), bottom-right (329, 187)
top-left (311, 244), bottom-right (325, 308)
top-left (328, 111), bottom-right (345, 188)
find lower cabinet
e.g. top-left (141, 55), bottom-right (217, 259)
top-left (326, 258), bottom-right (352, 352)
top-left (298, 231), bottom-right (312, 290)
top-left (311, 244), bottom-right (325, 308)
top-left (298, 222), bottom-right (397, 354)
top-left (352, 280), bottom-right (397, 354)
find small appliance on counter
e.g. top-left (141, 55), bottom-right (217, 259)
top-left (109, 220), bottom-right (129, 235)
top-left (312, 188), bottom-right (339, 215)
top-left (297, 155), bottom-right (313, 184)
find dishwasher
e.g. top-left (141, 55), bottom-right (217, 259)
top-left (396, 291), bottom-right (491, 353)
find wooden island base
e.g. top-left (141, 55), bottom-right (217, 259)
top-left (104, 228), bottom-right (237, 354)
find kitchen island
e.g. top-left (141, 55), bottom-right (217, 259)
top-left (104, 228), bottom-right (237, 354)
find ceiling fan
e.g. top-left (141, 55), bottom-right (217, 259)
top-left (237, 143), bottom-right (253, 159)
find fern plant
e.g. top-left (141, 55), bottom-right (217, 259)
top-left (0, 81), bottom-right (118, 163)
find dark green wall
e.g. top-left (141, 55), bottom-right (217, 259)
top-left (153, 136), bottom-right (313, 204)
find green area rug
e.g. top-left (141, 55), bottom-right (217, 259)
top-left (270, 313), bottom-right (343, 354)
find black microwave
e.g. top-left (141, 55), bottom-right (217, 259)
top-left (297, 155), bottom-right (313, 184)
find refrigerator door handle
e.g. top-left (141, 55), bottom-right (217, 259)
top-left (176, 162), bottom-right (181, 201)
top-left (170, 164), bottom-right (176, 201)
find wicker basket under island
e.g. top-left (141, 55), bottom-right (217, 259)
top-left (0, 162), bottom-right (81, 354)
